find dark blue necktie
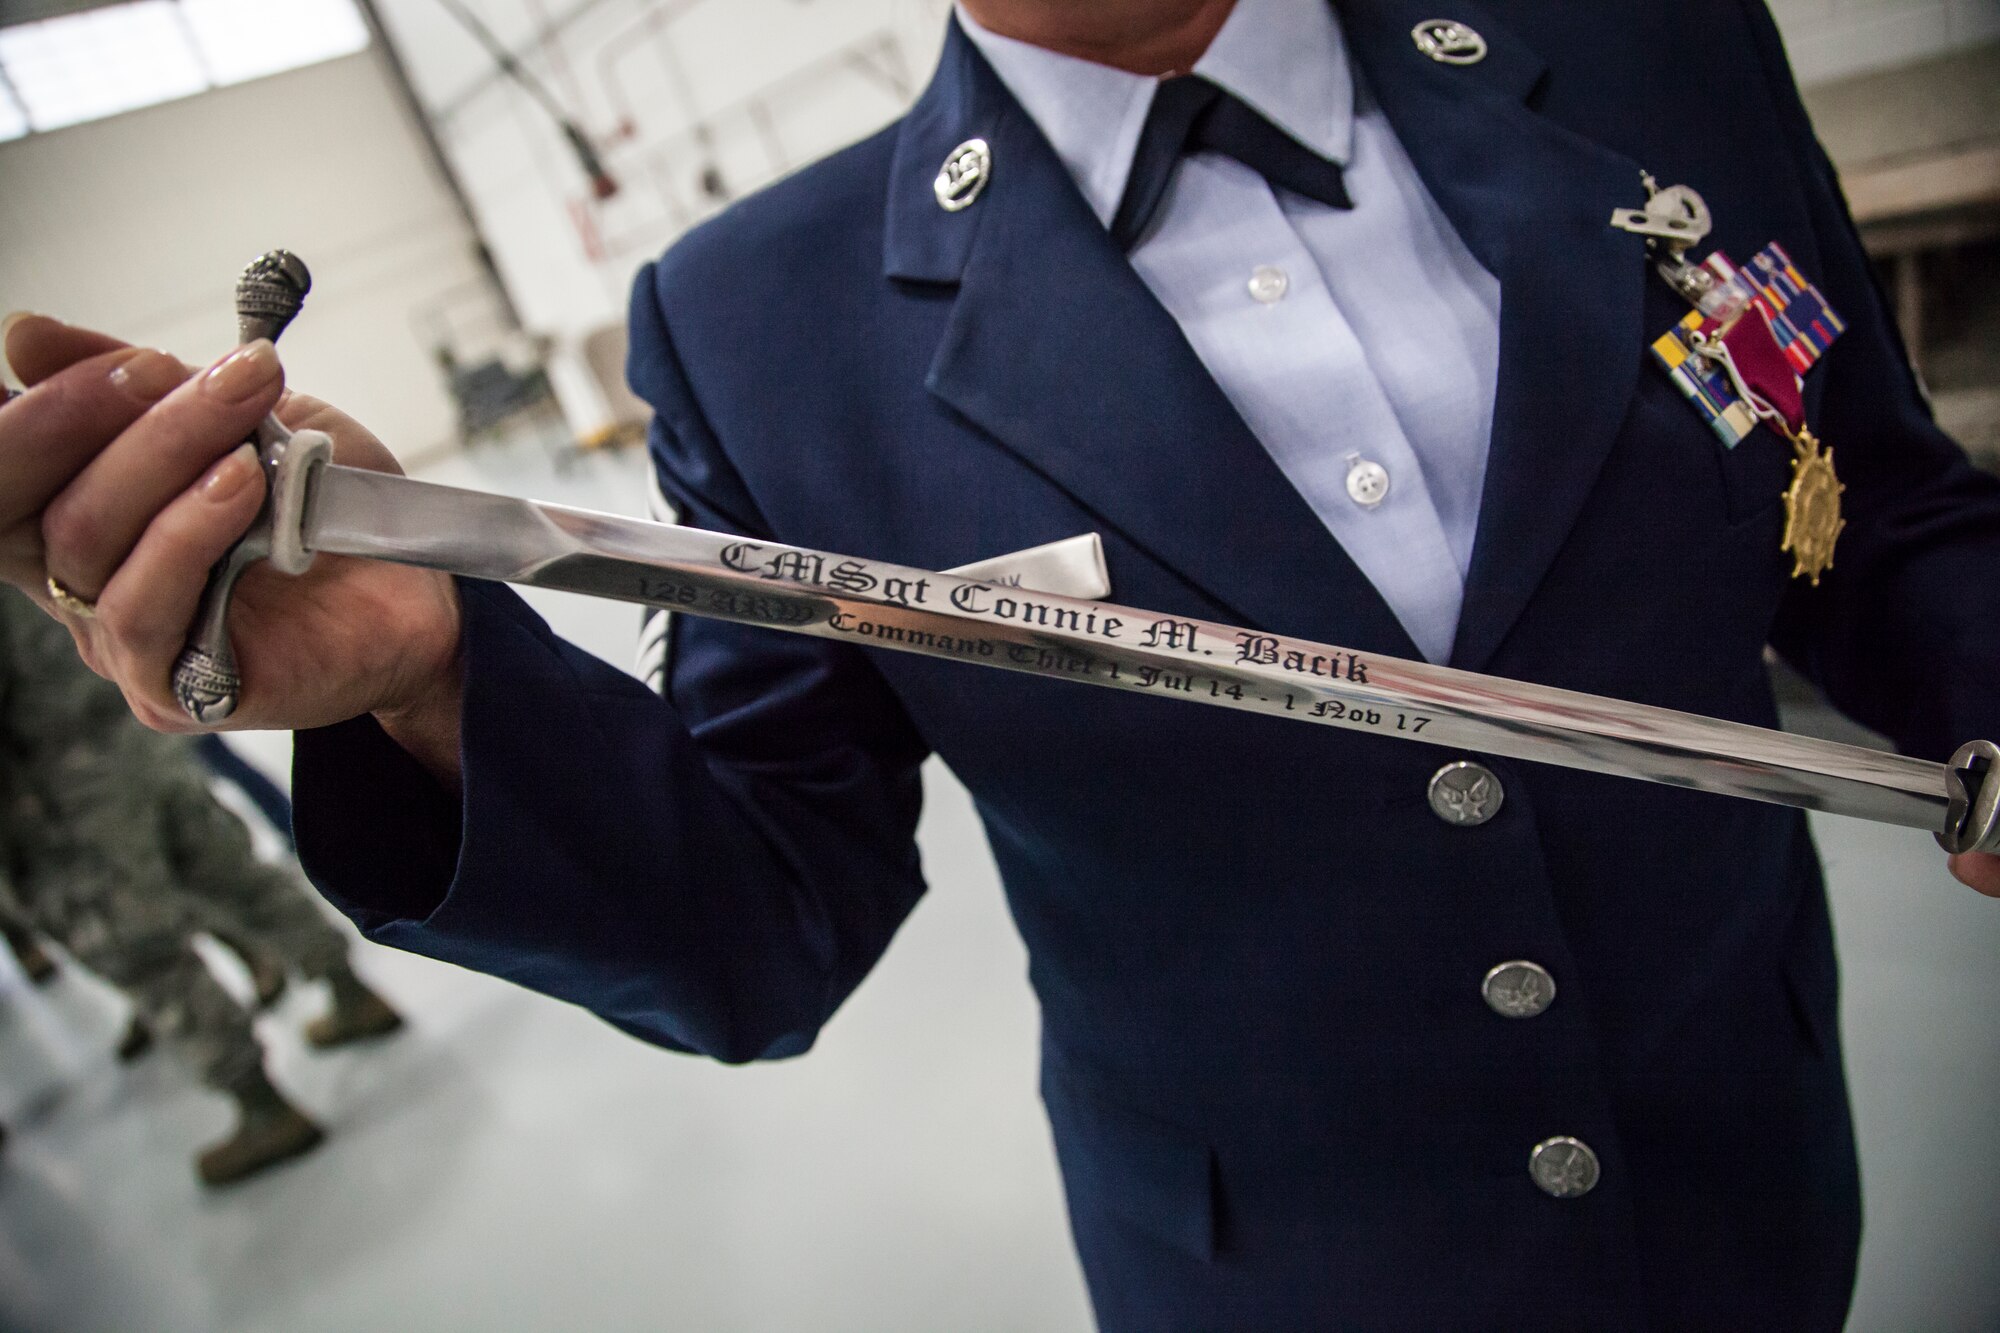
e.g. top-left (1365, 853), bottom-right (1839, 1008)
top-left (1110, 75), bottom-right (1353, 251)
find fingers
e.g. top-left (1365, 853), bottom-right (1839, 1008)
top-left (90, 443), bottom-right (266, 731)
top-left (41, 340), bottom-right (282, 601)
top-left (3, 313), bottom-right (130, 387)
top-left (1, 347), bottom-right (188, 519)
top-left (1948, 852), bottom-right (2000, 899)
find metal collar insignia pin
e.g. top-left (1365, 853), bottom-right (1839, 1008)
top-left (1411, 20), bottom-right (1487, 65)
top-left (1610, 177), bottom-right (1721, 310)
top-left (935, 138), bottom-right (992, 212)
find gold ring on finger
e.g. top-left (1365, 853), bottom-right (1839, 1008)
top-left (45, 574), bottom-right (98, 620)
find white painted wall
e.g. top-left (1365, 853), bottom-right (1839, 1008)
top-left (365, 0), bottom-right (950, 433)
top-left (1772, 0), bottom-right (2000, 83)
top-left (0, 46), bottom-right (487, 461)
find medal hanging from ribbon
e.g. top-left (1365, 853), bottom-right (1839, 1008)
top-left (1621, 180), bottom-right (1849, 584)
top-left (1694, 280), bottom-right (1845, 583)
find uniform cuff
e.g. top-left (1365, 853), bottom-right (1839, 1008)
top-left (290, 581), bottom-right (508, 929)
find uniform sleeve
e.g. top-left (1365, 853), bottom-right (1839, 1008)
top-left (1736, 0), bottom-right (2000, 761)
top-left (292, 264), bottom-right (933, 1064)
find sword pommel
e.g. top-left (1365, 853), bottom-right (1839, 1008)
top-left (235, 250), bottom-right (311, 346)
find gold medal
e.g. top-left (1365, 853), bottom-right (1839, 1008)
top-left (1779, 427), bottom-right (1844, 585)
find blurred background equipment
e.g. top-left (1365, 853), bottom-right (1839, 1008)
top-left (354, 0), bottom-right (942, 448)
top-left (410, 276), bottom-right (573, 458)
top-left (428, 0), bottom-right (621, 200)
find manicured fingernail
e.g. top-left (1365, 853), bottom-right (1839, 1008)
top-left (1, 311), bottom-right (50, 382)
top-left (202, 339), bottom-right (280, 403)
top-left (108, 348), bottom-right (188, 402)
top-left (1, 311), bottom-right (48, 342)
top-left (202, 443), bottom-right (262, 503)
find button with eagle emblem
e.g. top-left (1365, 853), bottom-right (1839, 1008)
top-left (1428, 760), bottom-right (1504, 826)
top-left (1482, 960), bottom-right (1556, 1018)
top-left (1529, 1137), bottom-right (1601, 1198)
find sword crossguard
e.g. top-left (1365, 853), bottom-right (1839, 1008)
top-left (170, 250), bottom-right (327, 724)
top-left (1937, 740), bottom-right (2000, 856)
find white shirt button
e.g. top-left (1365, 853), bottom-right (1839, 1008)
top-left (1247, 265), bottom-right (1289, 304)
top-left (1345, 455), bottom-right (1390, 508)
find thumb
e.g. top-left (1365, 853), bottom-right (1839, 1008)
top-left (1947, 852), bottom-right (2000, 898)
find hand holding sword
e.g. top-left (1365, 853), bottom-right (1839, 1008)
top-left (0, 295), bottom-right (465, 774)
top-left (0, 255), bottom-right (1997, 893)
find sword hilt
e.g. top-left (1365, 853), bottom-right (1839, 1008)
top-left (1938, 740), bottom-right (2000, 856)
top-left (171, 251), bottom-right (326, 724)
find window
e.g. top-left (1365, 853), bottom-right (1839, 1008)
top-left (178, 0), bottom-right (370, 87)
top-left (0, 0), bottom-right (369, 138)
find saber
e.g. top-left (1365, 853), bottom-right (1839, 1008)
top-left (171, 254), bottom-right (2000, 857)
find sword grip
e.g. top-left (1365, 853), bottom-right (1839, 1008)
top-left (170, 421), bottom-right (331, 723)
top-left (172, 249), bottom-right (318, 725)
top-left (1937, 740), bottom-right (2000, 856)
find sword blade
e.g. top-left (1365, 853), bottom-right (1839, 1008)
top-left (303, 463), bottom-right (1950, 836)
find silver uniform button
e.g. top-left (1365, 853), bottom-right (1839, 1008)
top-left (1428, 760), bottom-right (1503, 826)
top-left (935, 138), bottom-right (992, 212)
top-left (1482, 960), bottom-right (1556, 1018)
top-left (1247, 265), bottom-right (1289, 304)
top-left (1344, 453), bottom-right (1390, 508)
top-left (1529, 1136), bottom-right (1600, 1198)
top-left (1411, 19), bottom-right (1488, 65)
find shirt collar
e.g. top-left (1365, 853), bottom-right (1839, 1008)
top-left (955, 0), bottom-right (1355, 228)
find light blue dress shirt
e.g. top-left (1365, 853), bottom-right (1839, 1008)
top-left (959, 0), bottom-right (1501, 663)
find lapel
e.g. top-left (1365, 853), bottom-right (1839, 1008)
top-left (887, 20), bottom-right (1424, 657)
top-left (1340, 0), bottom-right (1650, 672)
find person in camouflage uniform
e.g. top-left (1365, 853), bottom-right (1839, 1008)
top-left (1, 895), bottom-right (55, 984)
top-left (0, 587), bottom-right (402, 1185)
top-left (4, 812), bottom-right (274, 1062)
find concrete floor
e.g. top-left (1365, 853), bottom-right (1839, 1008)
top-left (2, 434), bottom-right (1997, 1331)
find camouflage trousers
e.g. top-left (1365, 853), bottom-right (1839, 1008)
top-left (5, 773), bottom-right (353, 1094)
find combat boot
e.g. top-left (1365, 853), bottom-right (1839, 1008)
top-left (15, 940), bottom-right (56, 985)
top-left (2, 921), bottom-right (56, 985)
top-left (117, 1014), bottom-right (154, 1063)
top-left (303, 965), bottom-right (403, 1048)
top-left (197, 1070), bottom-right (324, 1187)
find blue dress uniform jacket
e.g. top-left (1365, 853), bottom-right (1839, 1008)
top-left (294, 0), bottom-right (2000, 1326)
